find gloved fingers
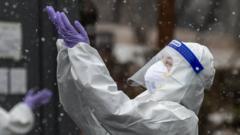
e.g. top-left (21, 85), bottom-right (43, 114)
top-left (33, 89), bottom-right (53, 105)
top-left (60, 12), bottom-right (76, 32)
top-left (41, 89), bottom-right (53, 96)
top-left (25, 89), bottom-right (35, 97)
top-left (44, 6), bottom-right (57, 23)
top-left (74, 20), bottom-right (88, 36)
top-left (55, 11), bottom-right (64, 33)
top-left (44, 7), bottom-right (63, 39)
top-left (40, 96), bottom-right (52, 105)
top-left (56, 12), bottom-right (67, 32)
top-left (74, 20), bottom-right (90, 44)
top-left (37, 89), bottom-right (53, 99)
top-left (39, 89), bottom-right (53, 104)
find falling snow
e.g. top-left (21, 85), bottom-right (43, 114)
top-left (0, 0), bottom-right (240, 135)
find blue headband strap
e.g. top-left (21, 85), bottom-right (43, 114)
top-left (168, 40), bottom-right (204, 74)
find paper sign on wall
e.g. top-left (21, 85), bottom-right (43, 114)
top-left (0, 22), bottom-right (22, 60)
top-left (10, 68), bottom-right (27, 94)
top-left (0, 68), bottom-right (8, 94)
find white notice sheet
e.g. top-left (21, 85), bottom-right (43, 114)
top-left (0, 22), bottom-right (22, 60)
top-left (0, 68), bottom-right (8, 94)
top-left (10, 68), bottom-right (27, 94)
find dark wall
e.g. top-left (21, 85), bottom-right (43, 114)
top-left (0, 0), bottom-right (96, 135)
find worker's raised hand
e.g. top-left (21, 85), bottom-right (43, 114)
top-left (45, 6), bottom-right (57, 26)
top-left (74, 20), bottom-right (90, 44)
top-left (45, 6), bottom-right (62, 37)
top-left (45, 6), bottom-right (90, 48)
top-left (24, 89), bottom-right (53, 110)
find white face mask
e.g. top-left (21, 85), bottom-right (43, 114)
top-left (144, 61), bottom-right (169, 93)
top-left (130, 40), bottom-right (216, 114)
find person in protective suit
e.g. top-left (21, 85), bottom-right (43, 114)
top-left (45, 6), bottom-right (215, 135)
top-left (0, 89), bottom-right (52, 135)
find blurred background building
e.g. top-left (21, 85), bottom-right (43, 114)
top-left (0, 0), bottom-right (240, 135)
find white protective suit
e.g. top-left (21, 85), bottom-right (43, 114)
top-left (56, 39), bottom-right (215, 135)
top-left (0, 103), bottom-right (34, 135)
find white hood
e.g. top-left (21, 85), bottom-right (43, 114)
top-left (128, 40), bottom-right (215, 114)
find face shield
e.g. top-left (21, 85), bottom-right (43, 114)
top-left (128, 40), bottom-right (215, 114)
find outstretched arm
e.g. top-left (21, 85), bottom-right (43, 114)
top-left (58, 36), bottom-right (198, 135)
top-left (46, 6), bottom-right (198, 135)
top-left (45, 5), bottom-right (132, 119)
top-left (0, 89), bottom-right (52, 135)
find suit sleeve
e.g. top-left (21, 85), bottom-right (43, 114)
top-left (56, 39), bottom-right (110, 135)
top-left (62, 42), bottom-right (197, 134)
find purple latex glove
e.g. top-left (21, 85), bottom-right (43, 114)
top-left (24, 89), bottom-right (53, 110)
top-left (45, 6), bottom-right (90, 47)
top-left (45, 6), bottom-right (62, 38)
top-left (45, 6), bottom-right (57, 26)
